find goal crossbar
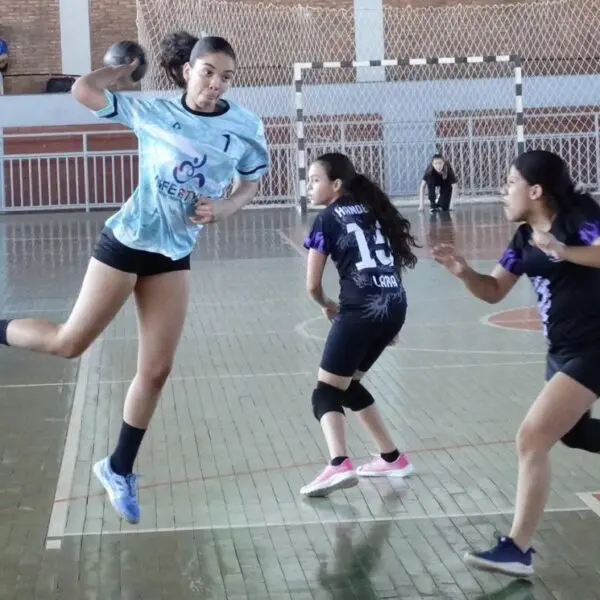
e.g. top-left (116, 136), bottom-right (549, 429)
top-left (293, 55), bottom-right (524, 215)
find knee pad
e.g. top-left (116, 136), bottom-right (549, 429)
top-left (312, 381), bottom-right (346, 421)
top-left (342, 380), bottom-right (375, 412)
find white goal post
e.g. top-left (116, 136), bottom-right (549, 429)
top-left (293, 55), bottom-right (525, 215)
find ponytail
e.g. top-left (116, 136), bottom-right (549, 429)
top-left (348, 174), bottom-right (420, 270)
top-left (544, 180), bottom-right (600, 218)
top-left (565, 186), bottom-right (600, 219)
top-left (158, 30), bottom-right (199, 89)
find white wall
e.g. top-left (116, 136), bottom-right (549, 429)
top-left (2, 74), bottom-right (599, 129)
top-left (0, 75), bottom-right (600, 127)
top-left (354, 0), bottom-right (385, 82)
top-left (59, 0), bottom-right (92, 75)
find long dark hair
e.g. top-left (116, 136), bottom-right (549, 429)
top-left (512, 149), bottom-right (599, 217)
top-left (158, 31), bottom-right (236, 89)
top-left (316, 152), bottom-right (420, 270)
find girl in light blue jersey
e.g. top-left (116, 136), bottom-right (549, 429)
top-left (0, 31), bottom-right (269, 525)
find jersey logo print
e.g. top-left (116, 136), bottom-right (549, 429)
top-left (172, 155), bottom-right (208, 187)
top-left (531, 275), bottom-right (551, 338)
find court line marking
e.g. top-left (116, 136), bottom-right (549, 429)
top-left (47, 434), bottom-right (551, 546)
top-left (188, 294), bottom-right (486, 307)
top-left (277, 229), bottom-right (306, 256)
top-left (44, 341), bottom-right (97, 551)
top-left (92, 361), bottom-right (544, 387)
top-left (294, 315), bottom-right (546, 355)
top-left (2, 307), bottom-right (72, 314)
top-left (96, 316), bottom-right (542, 343)
top-left (0, 381), bottom-right (76, 389)
top-left (57, 505), bottom-right (589, 539)
top-left (51, 438), bottom-right (516, 505)
top-left (9, 438), bottom-right (514, 514)
top-left (2, 437), bottom-right (518, 526)
top-left (4, 359), bottom-right (545, 391)
top-left (480, 306), bottom-right (541, 332)
top-left (1, 359), bottom-right (545, 391)
top-left (2, 295), bottom-right (484, 318)
top-left (1, 298), bottom-right (297, 313)
top-left (101, 329), bottom-right (291, 341)
top-left (576, 492), bottom-right (600, 517)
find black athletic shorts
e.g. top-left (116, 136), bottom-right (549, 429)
top-left (92, 227), bottom-right (191, 277)
top-left (546, 349), bottom-right (600, 397)
top-left (320, 304), bottom-right (407, 377)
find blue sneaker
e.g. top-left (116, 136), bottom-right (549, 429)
top-left (93, 456), bottom-right (141, 524)
top-left (464, 536), bottom-right (535, 578)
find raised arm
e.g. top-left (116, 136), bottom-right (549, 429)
top-left (71, 62), bottom-right (138, 111)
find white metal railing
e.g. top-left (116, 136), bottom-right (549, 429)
top-left (1, 130), bottom-right (137, 212)
top-left (1, 122), bottom-right (599, 212)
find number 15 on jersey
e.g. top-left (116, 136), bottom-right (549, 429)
top-left (346, 222), bottom-right (394, 271)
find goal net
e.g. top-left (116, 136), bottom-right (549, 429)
top-left (135, 0), bottom-right (600, 210)
top-left (294, 57), bottom-right (523, 213)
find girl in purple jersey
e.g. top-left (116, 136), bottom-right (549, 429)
top-left (434, 149), bottom-right (600, 577)
top-left (301, 153), bottom-right (419, 497)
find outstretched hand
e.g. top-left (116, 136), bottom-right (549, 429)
top-left (530, 229), bottom-right (565, 260)
top-left (432, 243), bottom-right (469, 278)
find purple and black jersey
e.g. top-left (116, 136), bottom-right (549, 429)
top-left (499, 207), bottom-right (600, 352)
top-left (303, 197), bottom-right (406, 320)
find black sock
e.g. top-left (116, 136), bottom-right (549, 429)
top-left (381, 449), bottom-right (400, 463)
top-left (330, 456), bottom-right (348, 467)
top-left (0, 319), bottom-right (12, 346)
top-left (110, 421), bottom-right (147, 476)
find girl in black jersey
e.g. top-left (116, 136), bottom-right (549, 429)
top-left (301, 152), bottom-right (420, 498)
top-left (434, 149), bottom-right (600, 578)
top-left (419, 153), bottom-right (458, 213)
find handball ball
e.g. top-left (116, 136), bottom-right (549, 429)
top-left (103, 41), bottom-right (147, 82)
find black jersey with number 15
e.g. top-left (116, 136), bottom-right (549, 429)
top-left (303, 197), bottom-right (406, 321)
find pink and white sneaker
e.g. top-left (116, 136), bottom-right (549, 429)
top-left (300, 459), bottom-right (359, 497)
top-left (356, 453), bottom-right (414, 478)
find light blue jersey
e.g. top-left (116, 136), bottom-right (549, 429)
top-left (92, 91), bottom-right (270, 260)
